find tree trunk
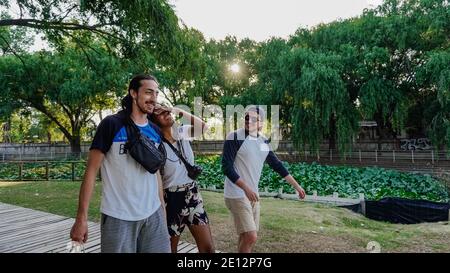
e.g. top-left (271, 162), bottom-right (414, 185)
top-left (328, 114), bottom-right (337, 151)
top-left (2, 120), bottom-right (11, 143)
top-left (47, 131), bottom-right (52, 144)
top-left (69, 135), bottom-right (81, 155)
top-left (374, 112), bottom-right (385, 151)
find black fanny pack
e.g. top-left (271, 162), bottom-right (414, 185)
top-left (162, 137), bottom-right (202, 180)
top-left (124, 118), bottom-right (166, 174)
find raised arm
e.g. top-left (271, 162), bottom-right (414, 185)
top-left (172, 107), bottom-right (208, 138)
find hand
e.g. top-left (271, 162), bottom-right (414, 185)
top-left (170, 107), bottom-right (180, 115)
top-left (244, 187), bottom-right (259, 202)
top-left (153, 104), bottom-right (167, 115)
top-left (297, 186), bottom-right (306, 199)
top-left (70, 219), bottom-right (88, 243)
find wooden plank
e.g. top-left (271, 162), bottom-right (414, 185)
top-left (0, 219), bottom-right (75, 250)
top-left (4, 227), bottom-right (79, 253)
top-left (28, 229), bottom-right (102, 253)
top-left (0, 219), bottom-right (69, 242)
top-left (0, 217), bottom-right (70, 240)
top-left (0, 210), bottom-right (45, 221)
top-left (48, 232), bottom-right (102, 253)
top-left (0, 210), bottom-right (50, 222)
top-left (0, 202), bottom-right (207, 253)
top-left (0, 208), bottom-right (23, 214)
top-left (40, 222), bottom-right (102, 253)
top-left (189, 248), bottom-right (199, 253)
top-left (0, 204), bottom-right (52, 216)
top-left (0, 203), bottom-right (33, 211)
top-left (10, 227), bottom-right (82, 253)
top-left (177, 242), bottom-right (193, 252)
top-left (177, 242), bottom-right (190, 250)
top-left (0, 215), bottom-right (64, 232)
top-left (0, 218), bottom-right (73, 246)
top-left (83, 243), bottom-right (101, 253)
top-left (178, 244), bottom-right (197, 253)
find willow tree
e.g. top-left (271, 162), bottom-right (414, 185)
top-left (154, 28), bottom-right (208, 106)
top-left (0, 39), bottom-right (127, 153)
top-left (417, 50), bottom-right (450, 150)
top-left (286, 0), bottom-right (449, 146)
top-left (357, 46), bottom-right (409, 143)
top-left (0, 0), bottom-right (180, 58)
top-left (277, 48), bottom-right (359, 153)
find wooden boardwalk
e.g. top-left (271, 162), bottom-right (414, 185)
top-left (0, 202), bottom-right (199, 253)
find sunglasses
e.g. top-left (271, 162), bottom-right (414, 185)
top-left (245, 115), bottom-right (260, 123)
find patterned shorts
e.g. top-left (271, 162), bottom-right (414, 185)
top-left (164, 182), bottom-right (209, 237)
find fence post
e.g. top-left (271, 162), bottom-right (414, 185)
top-left (71, 162), bottom-right (75, 181)
top-left (393, 150), bottom-right (396, 163)
top-left (375, 150), bottom-right (378, 162)
top-left (330, 149), bottom-right (332, 161)
top-left (431, 150), bottom-right (434, 164)
top-left (316, 150), bottom-right (320, 161)
top-left (359, 150), bottom-right (361, 162)
top-left (359, 193), bottom-right (366, 216)
top-left (411, 150), bottom-right (414, 163)
top-left (45, 161), bottom-right (49, 181)
top-left (19, 162), bottom-right (23, 181)
top-left (333, 192), bottom-right (339, 204)
top-left (359, 193), bottom-right (365, 201)
top-left (310, 190), bottom-right (317, 201)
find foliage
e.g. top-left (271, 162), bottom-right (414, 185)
top-left (0, 36), bottom-right (128, 152)
top-left (194, 155), bottom-right (449, 202)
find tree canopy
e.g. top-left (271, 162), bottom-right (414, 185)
top-left (1, 0), bottom-right (449, 152)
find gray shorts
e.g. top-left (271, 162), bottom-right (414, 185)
top-left (100, 206), bottom-right (170, 253)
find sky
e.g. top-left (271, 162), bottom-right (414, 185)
top-left (170, 0), bottom-right (384, 42)
top-left (3, 0), bottom-right (385, 51)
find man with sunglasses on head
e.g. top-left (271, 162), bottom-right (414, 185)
top-left (222, 106), bottom-right (306, 253)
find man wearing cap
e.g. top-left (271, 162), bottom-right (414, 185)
top-left (222, 106), bottom-right (306, 253)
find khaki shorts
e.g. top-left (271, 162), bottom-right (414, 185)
top-left (225, 197), bottom-right (260, 234)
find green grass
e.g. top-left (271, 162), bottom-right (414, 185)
top-left (1, 181), bottom-right (449, 253)
top-left (0, 181), bottom-right (101, 222)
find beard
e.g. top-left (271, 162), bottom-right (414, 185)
top-left (136, 99), bottom-right (156, 114)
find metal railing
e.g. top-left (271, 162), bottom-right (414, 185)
top-left (0, 161), bottom-right (88, 181)
top-left (0, 152), bottom-right (89, 162)
top-left (2, 149), bottom-right (447, 163)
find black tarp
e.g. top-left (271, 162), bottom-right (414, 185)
top-left (341, 197), bottom-right (450, 224)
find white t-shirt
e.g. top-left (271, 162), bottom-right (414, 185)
top-left (90, 113), bottom-right (162, 221)
top-left (223, 130), bottom-right (271, 199)
top-left (161, 125), bottom-right (196, 189)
